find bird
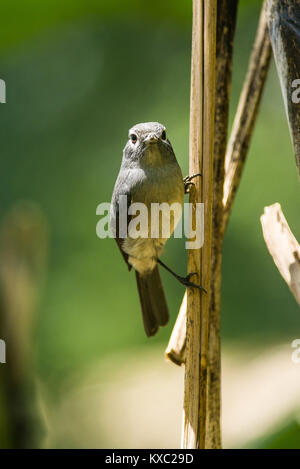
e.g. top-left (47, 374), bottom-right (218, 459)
top-left (110, 122), bottom-right (203, 337)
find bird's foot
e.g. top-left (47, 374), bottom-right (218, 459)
top-left (157, 259), bottom-right (206, 292)
top-left (183, 173), bottom-right (202, 193)
top-left (176, 272), bottom-right (207, 292)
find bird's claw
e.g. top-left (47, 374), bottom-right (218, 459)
top-left (178, 272), bottom-right (207, 293)
top-left (184, 173), bottom-right (202, 193)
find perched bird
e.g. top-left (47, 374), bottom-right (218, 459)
top-left (110, 122), bottom-right (202, 337)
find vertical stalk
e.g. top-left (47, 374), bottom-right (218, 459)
top-left (182, 0), bottom-right (217, 449)
top-left (222, 4), bottom-right (271, 229)
top-left (206, 0), bottom-right (238, 449)
top-left (168, 0), bottom-right (270, 449)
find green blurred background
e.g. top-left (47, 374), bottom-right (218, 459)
top-left (0, 0), bottom-right (299, 449)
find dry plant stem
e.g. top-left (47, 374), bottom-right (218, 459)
top-left (261, 203), bottom-right (300, 306)
top-left (266, 0), bottom-right (300, 176)
top-left (165, 294), bottom-right (186, 365)
top-left (182, 0), bottom-right (204, 448)
top-left (167, 0), bottom-right (271, 449)
top-left (166, 1), bottom-right (271, 367)
top-left (166, 0), bottom-right (239, 369)
top-left (206, 0), bottom-right (238, 449)
top-left (222, 2), bottom-right (271, 230)
top-left (198, 0), bottom-right (216, 447)
top-left (182, 0), bottom-right (216, 449)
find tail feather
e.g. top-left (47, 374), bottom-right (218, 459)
top-left (135, 266), bottom-right (169, 337)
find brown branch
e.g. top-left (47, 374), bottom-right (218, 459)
top-left (166, 2), bottom-right (271, 365)
top-left (265, 0), bottom-right (300, 177)
top-left (165, 294), bottom-right (186, 365)
top-left (261, 203), bottom-right (300, 306)
top-left (166, 0), bottom-right (239, 368)
top-left (206, 0), bottom-right (238, 449)
top-left (181, 0), bottom-right (204, 448)
top-left (166, 0), bottom-right (272, 449)
top-left (222, 3), bottom-right (271, 231)
top-left (166, 292), bottom-right (187, 367)
top-left (182, 0), bottom-right (217, 449)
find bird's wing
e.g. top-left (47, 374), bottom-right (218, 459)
top-left (111, 179), bottom-right (132, 271)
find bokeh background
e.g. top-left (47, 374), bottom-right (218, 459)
top-left (0, 0), bottom-right (299, 449)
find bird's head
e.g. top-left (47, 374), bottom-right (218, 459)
top-left (124, 122), bottom-right (174, 166)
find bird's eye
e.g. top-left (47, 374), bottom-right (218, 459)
top-left (130, 134), bottom-right (137, 143)
top-left (161, 130), bottom-right (166, 140)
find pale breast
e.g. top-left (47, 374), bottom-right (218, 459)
top-left (122, 162), bottom-right (184, 275)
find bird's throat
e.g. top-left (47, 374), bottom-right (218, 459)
top-left (143, 145), bottom-right (164, 167)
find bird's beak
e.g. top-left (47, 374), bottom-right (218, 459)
top-left (144, 133), bottom-right (158, 144)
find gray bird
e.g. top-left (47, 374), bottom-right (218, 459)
top-left (110, 122), bottom-right (203, 337)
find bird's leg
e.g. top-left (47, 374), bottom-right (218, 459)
top-left (157, 259), bottom-right (207, 292)
top-left (183, 173), bottom-right (202, 194)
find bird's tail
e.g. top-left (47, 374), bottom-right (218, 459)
top-left (135, 266), bottom-right (169, 337)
